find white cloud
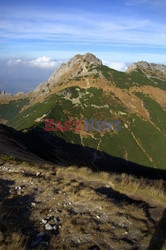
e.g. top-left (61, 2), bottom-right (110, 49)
top-left (7, 56), bottom-right (63, 69)
top-left (1, 57), bottom-right (64, 93)
top-left (102, 61), bottom-right (128, 72)
top-left (29, 56), bottom-right (62, 68)
top-left (7, 58), bottom-right (23, 65)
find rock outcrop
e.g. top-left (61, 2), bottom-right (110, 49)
top-left (126, 61), bottom-right (166, 80)
top-left (34, 53), bottom-right (102, 94)
top-left (48, 53), bottom-right (102, 82)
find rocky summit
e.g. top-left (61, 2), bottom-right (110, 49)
top-left (48, 53), bottom-right (102, 83)
top-left (34, 53), bottom-right (102, 96)
top-left (126, 61), bottom-right (166, 80)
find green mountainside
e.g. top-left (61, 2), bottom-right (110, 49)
top-left (0, 53), bottom-right (166, 170)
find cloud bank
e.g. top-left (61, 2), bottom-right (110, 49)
top-left (0, 57), bottom-right (63, 94)
top-left (7, 56), bottom-right (62, 69)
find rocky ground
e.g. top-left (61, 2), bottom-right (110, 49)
top-left (0, 157), bottom-right (165, 250)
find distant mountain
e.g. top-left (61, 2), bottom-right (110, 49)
top-left (0, 53), bottom-right (166, 171)
top-left (126, 61), bottom-right (166, 80)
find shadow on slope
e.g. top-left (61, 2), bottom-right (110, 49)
top-left (0, 124), bottom-right (166, 180)
top-left (0, 178), bottom-right (38, 249)
top-left (26, 127), bottom-right (166, 180)
top-left (96, 186), bottom-right (155, 225)
top-left (148, 208), bottom-right (166, 250)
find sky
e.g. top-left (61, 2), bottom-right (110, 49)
top-left (0, 0), bottom-right (166, 93)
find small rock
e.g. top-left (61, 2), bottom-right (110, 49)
top-left (45, 223), bottom-right (57, 231)
top-left (77, 239), bottom-right (81, 244)
top-left (17, 190), bottom-right (23, 195)
top-left (36, 172), bottom-right (41, 177)
top-left (45, 224), bottom-right (53, 231)
top-left (46, 214), bottom-right (53, 221)
top-left (42, 219), bottom-right (47, 224)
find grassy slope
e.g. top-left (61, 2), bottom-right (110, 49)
top-left (1, 84), bottom-right (166, 170)
top-left (135, 92), bottom-right (166, 132)
top-left (98, 127), bottom-right (152, 167)
top-left (98, 65), bottom-right (166, 90)
top-left (8, 95), bottom-right (58, 129)
top-left (0, 98), bottom-right (29, 121)
top-left (129, 114), bottom-right (166, 169)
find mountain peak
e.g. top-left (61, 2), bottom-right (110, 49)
top-left (47, 53), bottom-right (102, 83)
top-left (34, 53), bottom-right (102, 94)
top-left (82, 53), bottom-right (102, 64)
top-left (67, 53), bottom-right (102, 65)
top-left (126, 61), bottom-right (166, 80)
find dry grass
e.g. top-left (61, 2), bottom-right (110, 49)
top-left (0, 157), bottom-right (165, 249)
top-left (56, 166), bottom-right (166, 207)
top-left (112, 173), bottom-right (166, 207)
top-left (0, 232), bottom-right (25, 250)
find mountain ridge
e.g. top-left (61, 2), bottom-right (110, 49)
top-left (0, 53), bottom-right (166, 101)
top-left (126, 61), bottom-right (166, 80)
top-left (0, 53), bottom-right (166, 170)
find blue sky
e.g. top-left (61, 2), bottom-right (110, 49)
top-left (0, 0), bottom-right (165, 92)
